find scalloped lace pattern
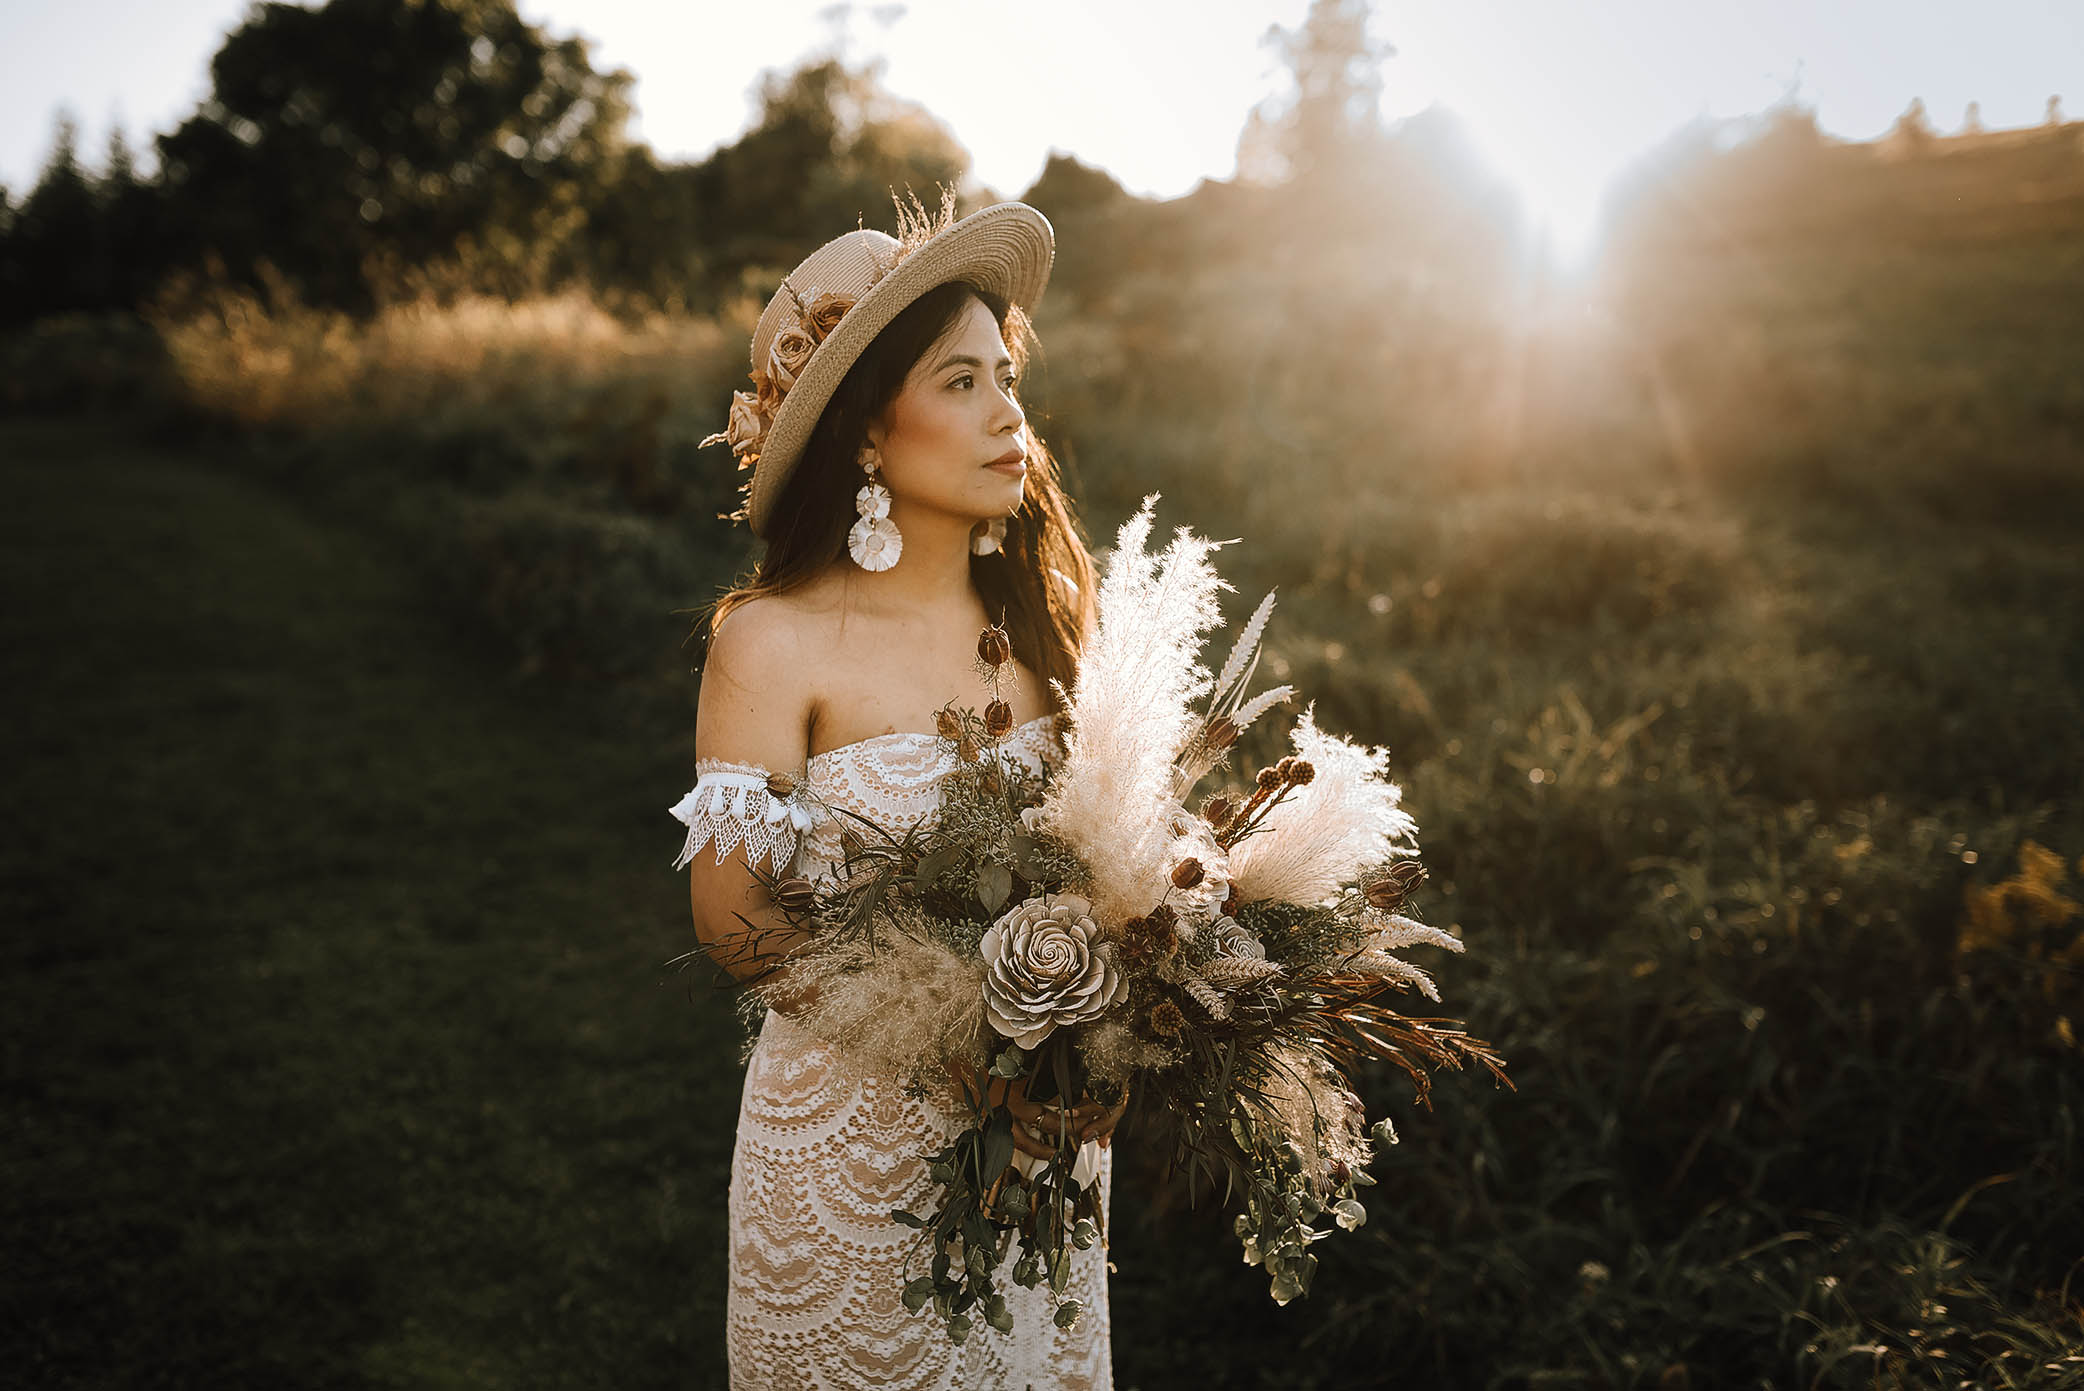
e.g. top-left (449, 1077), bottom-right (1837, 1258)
top-left (712, 716), bottom-right (1115, 1388)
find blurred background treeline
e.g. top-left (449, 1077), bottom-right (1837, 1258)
top-left (5, 0), bottom-right (2081, 1386)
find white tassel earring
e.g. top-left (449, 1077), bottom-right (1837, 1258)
top-left (970, 516), bottom-right (1007, 556)
top-left (848, 441), bottom-right (902, 572)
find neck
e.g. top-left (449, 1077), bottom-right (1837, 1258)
top-left (850, 502), bottom-right (980, 614)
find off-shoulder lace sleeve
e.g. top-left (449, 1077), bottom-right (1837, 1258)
top-left (668, 759), bottom-right (819, 874)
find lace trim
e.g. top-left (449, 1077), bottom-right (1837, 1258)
top-left (669, 759), bottom-right (821, 873)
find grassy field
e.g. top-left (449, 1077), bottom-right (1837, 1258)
top-left (7, 154), bottom-right (2084, 1384)
top-left (2, 419), bottom-right (741, 1387)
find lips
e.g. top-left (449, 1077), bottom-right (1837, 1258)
top-left (988, 449), bottom-right (1026, 468)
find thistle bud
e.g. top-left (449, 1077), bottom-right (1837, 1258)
top-left (957, 735), bottom-right (981, 764)
top-left (1256, 766), bottom-right (1283, 792)
top-left (977, 624), bottom-right (1013, 668)
top-left (1171, 858), bottom-right (1206, 890)
top-left (1202, 795), bottom-right (1234, 829)
top-left (773, 878), bottom-right (816, 913)
top-left (984, 699), bottom-right (1015, 739)
top-left (1287, 759), bottom-right (1316, 786)
top-left (1204, 716), bottom-right (1238, 751)
top-left (765, 771), bottom-right (796, 798)
top-left (935, 707), bottom-right (963, 740)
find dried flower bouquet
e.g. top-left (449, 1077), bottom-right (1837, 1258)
top-left (694, 498), bottom-right (1508, 1344)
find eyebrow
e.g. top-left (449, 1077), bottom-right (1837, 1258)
top-left (933, 352), bottom-right (1014, 375)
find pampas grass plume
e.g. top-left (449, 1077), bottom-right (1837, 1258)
top-left (1039, 496), bottom-right (1230, 923)
top-left (1228, 704), bottom-right (1420, 906)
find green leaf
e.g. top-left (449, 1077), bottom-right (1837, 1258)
top-left (977, 864), bottom-right (1014, 914)
top-left (989, 1045), bottom-right (1026, 1079)
top-left (901, 1276), bottom-right (935, 1311)
top-left (1053, 1298), bottom-right (1084, 1329)
top-left (914, 844), bottom-right (961, 890)
top-left (981, 1109), bottom-right (1015, 1185)
top-left (890, 1208), bottom-right (928, 1229)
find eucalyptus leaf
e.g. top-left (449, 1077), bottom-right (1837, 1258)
top-left (914, 844), bottom-right (961, 890)
top-left (981, 1109), bottom-right (1015, 1184)
top-left (977, 864), bottom-right (1013, 914)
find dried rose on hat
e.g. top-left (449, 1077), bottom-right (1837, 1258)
top-left (767, 323), bottom-right (817, 392)
top-left (802, 290), bottom-right (853, 341)
top-left (701, 390), bottom-right (770, 462)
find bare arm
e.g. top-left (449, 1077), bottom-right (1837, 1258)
top-left (686, 601), bottom-right (821, 1015)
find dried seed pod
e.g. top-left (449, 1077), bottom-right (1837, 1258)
top-left (1256, 766), bottom-right (1283, 791)
top-left (839, 829), bottom-right (866, 859)
top-left (1171, 858), bottom-right (1206, 890)
top-left (1363, 860), bottom-right (1428, 911)
top-left (1202, 795), bottom-right (1233, 828)
top-left (1287, 759), bottom-right (1316, 786)
top-left (976, 624), bottom-right (1013, 668)
top-left (957, 735), bottom-right (981, 764)
top-left (934, 707), bottom-right (963, 740)
top-left (984, 699), bottom-right (1015, 739)
top-left (1204, 716), bottom-right (1238, 751)
top-left (980, 765), bottom-right (1002, 796)
top-left (1146, 1000), bottom-right (1187, 1038)
top-left (772, 878), bottom-right (816, 913)
top-left (765, 771), bottom-right (797, 798)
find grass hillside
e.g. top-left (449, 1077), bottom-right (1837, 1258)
top-left (7, 133), bottom-right (2083, 1384)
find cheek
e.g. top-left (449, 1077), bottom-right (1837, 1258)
top-left (884, 392), bottom-right (966, 470)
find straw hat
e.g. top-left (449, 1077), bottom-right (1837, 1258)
top-left (704, 200), bottom-right (1055, 538)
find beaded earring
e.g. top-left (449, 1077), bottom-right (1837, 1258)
top-left (848, 441), bottom-right (902, 572)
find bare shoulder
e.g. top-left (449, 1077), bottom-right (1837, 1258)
top-left (697, 593), bottom-right (822, 769)
top-left (705, 593), bottom-right (815, 689)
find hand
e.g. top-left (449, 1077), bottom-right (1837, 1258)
top-left (947, 1061), bottom-right (1130, 1159)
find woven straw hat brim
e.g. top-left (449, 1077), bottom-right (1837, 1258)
top-left (747, 202), bottom-right (1054, 537)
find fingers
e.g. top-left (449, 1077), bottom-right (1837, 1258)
top-left (1010, 1126), bottom-right (1056, 1161)
top-left (1077, 1095), bottom-right (1130, 1144)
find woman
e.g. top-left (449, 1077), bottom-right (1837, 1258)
top-left (671, 197), bottom-right (1123, 1389)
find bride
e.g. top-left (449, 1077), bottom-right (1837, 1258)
top-left (671, 196), bottom-right (1122, 1389)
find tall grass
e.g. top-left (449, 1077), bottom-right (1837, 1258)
top-left (17, 161), bottom-right (2083, 1383)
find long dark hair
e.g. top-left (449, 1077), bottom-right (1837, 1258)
top-left (708, 279), bottom-right (1097, 701)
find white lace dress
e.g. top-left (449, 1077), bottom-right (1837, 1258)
top-left (671, 715), bottom-right (1114, 1391)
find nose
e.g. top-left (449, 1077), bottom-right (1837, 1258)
top-left (990, 379), bottom-right (1024, 435)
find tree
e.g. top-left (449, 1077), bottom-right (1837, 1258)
top-left (1, 114), bottom-right (103, 321)
top-left (674, 56), bottom-right (967, 305)
top-left (1236, 0), bottom-right (1394, 185)
top-left (152, 0), bottom-right (634, 307)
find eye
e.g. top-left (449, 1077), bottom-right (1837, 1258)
top-left (950, 373), bottom-right (974, 390)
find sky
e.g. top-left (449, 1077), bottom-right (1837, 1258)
top-left (5, 0), bottom-right (2080, 255)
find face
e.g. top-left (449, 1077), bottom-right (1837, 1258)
top-left (866, 295), bottom-right (1028, 524)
